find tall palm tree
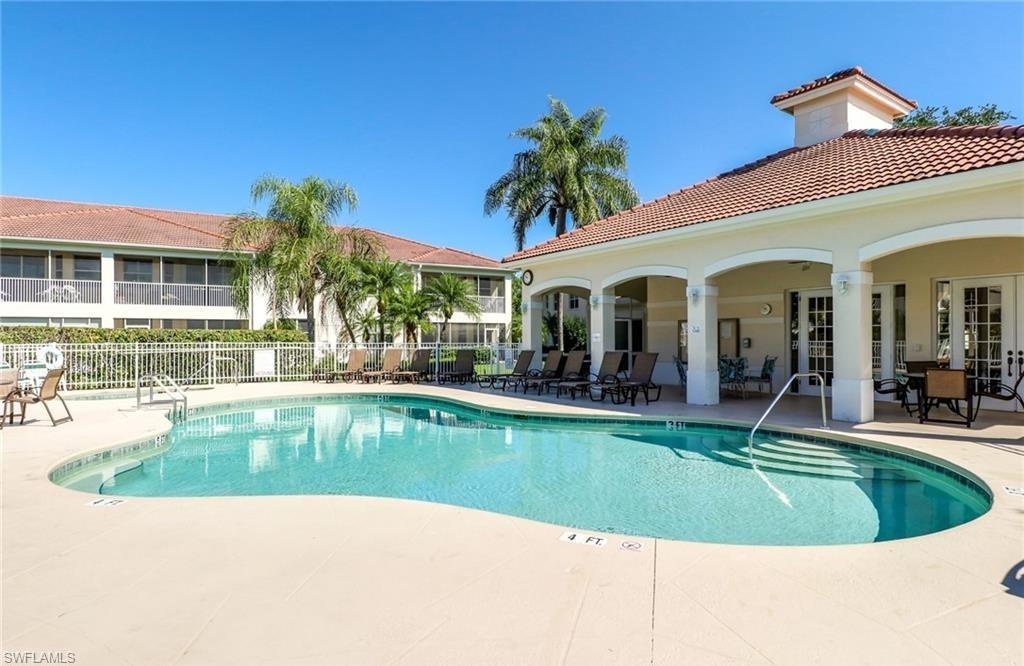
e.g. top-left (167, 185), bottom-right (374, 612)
top-left (423, 272), bottom-right (482, 341)
top-left (355, 305), bottom-right (378, 343)
top-left (388, 285), bottom-right (435, 343)
top-left (358, 257), bottom-right (412, 342)
top-left (485, 97), bottom-right (638, 349)
top-left (224, 175), bottom-right (376, 342)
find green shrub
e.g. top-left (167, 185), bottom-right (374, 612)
top-left (0, 326), bottom-right (309, 345)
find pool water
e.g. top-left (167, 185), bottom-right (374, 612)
top-left (94, 396), bottom-right (990, 545)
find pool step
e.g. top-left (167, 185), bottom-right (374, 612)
top-left (709, 449), bottom-right (864, 480)
top-left (709, 437), bottom-right (908, 481)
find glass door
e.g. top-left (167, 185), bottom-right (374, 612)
top-left (798, 289), bottom-right (834, 396)
top-left (950, 276), bottom-right (1020, 411)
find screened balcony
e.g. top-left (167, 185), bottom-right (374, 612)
top-left (113, 256), bottom-right (238, 307)
top-left (0, 251), bottom-right (102, 303)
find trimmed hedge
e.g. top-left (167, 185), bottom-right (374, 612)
top-left (0, 326), bottom-right (309, 344)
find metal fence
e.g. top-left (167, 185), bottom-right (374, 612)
top-left (0, 341), bottom-right (523, 391)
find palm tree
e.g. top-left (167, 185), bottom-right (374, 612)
top-left (320, 254), bottom-right (367, 343)
top-left (354, 305), bottom-right (378, 343)
top-left (224, 175), bottom-right (377, 342)
top-left (485, 97), bottom-right (638, 349)
top-left (424, 272), bottom-right (482, 342)
top-left (388, 285), bottom-right (435, 343)
top-left (358, 257), bottom-right (412, 342)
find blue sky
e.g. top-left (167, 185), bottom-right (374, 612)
top-left (3, 2), bottom-right (1022, 259)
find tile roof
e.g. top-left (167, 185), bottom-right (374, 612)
top-left (0, 195), bottom-right (501, 269)
top-left (769, 66), bottom-right (917, 108)
top-left (504, 125), bottom-right (1024, 263)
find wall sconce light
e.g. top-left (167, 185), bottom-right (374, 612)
top-left (835, 275), bottom-right (849, 296)
top-left (687, 287), bottom-right (701, 305)
top-left (590, 295), bottom-right (600, 308)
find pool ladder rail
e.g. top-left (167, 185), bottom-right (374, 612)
top-left (136, 373), bottom-right (188, 421)
top-left (748, 372), bottom-right (829, 447)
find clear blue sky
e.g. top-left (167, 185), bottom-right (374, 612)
top-left (3, 2), bottom-right (1022, 259)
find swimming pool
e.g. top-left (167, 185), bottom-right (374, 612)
top-left (61, 395), bottom-right (990, 545)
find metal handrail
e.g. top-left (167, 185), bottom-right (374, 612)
top-left (137, 373), bottom-right (188, 420)
top-left (184, 356), bottom-right (240, 390)
top-left (748, 372), bottom-right (828, 447)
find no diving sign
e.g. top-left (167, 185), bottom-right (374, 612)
top-left (86, 498), bottom-right (127, 508)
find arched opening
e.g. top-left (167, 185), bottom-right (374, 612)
top-left (869, 232), bottom-right (1024, 413)
top-left (525, 277), bottom-right (592, 355)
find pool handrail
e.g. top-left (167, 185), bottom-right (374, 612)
top-left (748, 372), bottom-right (828, 448)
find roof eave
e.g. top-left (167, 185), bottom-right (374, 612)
top-left (503, 161), bottom-right (1024, 268)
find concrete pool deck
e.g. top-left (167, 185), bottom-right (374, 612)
top-left (2, 382), bottom-right (1022, 665)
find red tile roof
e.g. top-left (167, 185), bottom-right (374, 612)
top-left (0, 196), bottom-right (501, 269)
top-left (505, 125), bottom-right (1024, 262)
top-left (769, 66), bottom-right (917, 108)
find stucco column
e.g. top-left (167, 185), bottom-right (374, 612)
top-left (831, 269), bottom-right (874, 423)
top-left (522, 296), bottom-right (544, 369)
top-left (686, 283), bottom-right (719, 405)
top-left (100, 249), bottom-right (115, 328)
top-left (589, 290), bottom-right (616, 372)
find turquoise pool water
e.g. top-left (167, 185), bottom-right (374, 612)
top-left (93, 396), bottom-right (990, 545)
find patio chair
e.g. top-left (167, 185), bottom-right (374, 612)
top-left (874, 377), bottom-right (913, 414)
top-left (4, 368), bottom-right (72, 427)
top-left (918, 368), bottom-right (975, 428)
top-left (744, 355), bottom-right (777, 395)
top-left (719, 356), bottom-right (749, 398)
top-left (477, 350), bottom-right (536, 390)
top-left (557, 351), bottom-right (624, 400)
top-left (607, 352), bottom-right (662, 406)
top-left (673, 356), bottom-right (688, 392)
top-left (517, 350), bottom-right (564, 393)
top-left (0, 368), bottom-right (19, 426)
top-left (392, 349), bottom-right (433, 384)
top-left (362, 348), bottom-right (403, 383)
top-left (331, 349), bottom-right (367, 383)
top-left (532, 350), bottom-right (585, 395)
top-left (972, 352), bottom-right (1024, 411)
top-left (438, 349), bottom-right (477, 385)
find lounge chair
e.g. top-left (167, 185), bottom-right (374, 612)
top-left (438, 349), bottom-right (476, 385)
top-left (607, 352), bottom-right (662, 406)
top-left (4, 368), bottom-right (72, 427)
top-left (518, 350), bottom-right (564, 394)
top-left (917, 368), bottom-right (975, 428)
top-left (557, 351), bottom-right (624, 400)
top-left (392, 349), bottom-right (433, 383)
top-left (330, 349), bottom-right (367, 383)
top-left (477, 350), bottom-right (535, 390)
top-left (362, 348), bottom-right (403, 383)
top-left (533, 350), bottom-right (585, 395)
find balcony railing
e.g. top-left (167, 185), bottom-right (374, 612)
top-left (472, 295), bottom-right (506, 313)
top-left (114, 282), bottom-right (237, 307)
top-left (0, 277), bottom-right (102, 304)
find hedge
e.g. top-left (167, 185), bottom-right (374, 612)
top-left (0, 326), bottom-right (310, 345)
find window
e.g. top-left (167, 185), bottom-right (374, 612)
top-left (163, 258), bottom-right (204, 284)
top-left (569, 295), bottom-right (579, 309)
top-left (115, 318), bottom-right (152, 329)
top-left (74, 256), bottom-right (101, 281)
top-left (207, 261), bottom-right (234, 286)
top-left (0, 253), bottom-right (46, 279)
top-left (122, 259), bottom-right (153, 283)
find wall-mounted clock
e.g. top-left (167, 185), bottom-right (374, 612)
top-left (760, 303), bottom-right (773, 316)
top-left (521, 269), bottom-right (534, 286)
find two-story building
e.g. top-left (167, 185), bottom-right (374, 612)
top-left (0, 196), bottom-right (513, 342)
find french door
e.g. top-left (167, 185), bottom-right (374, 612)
top-left (949, 276), bottom-right (1023, 411)
top-left (796, 289), bottom-right (834, 396)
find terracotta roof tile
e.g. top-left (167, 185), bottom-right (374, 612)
top-left (505, 125), bottom-right (1024, 262)
top-left (769, 66), bottom-right (917, 108)
top-left (0, 196), bottom-right (502, 269)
